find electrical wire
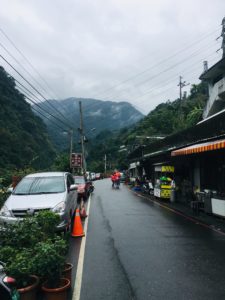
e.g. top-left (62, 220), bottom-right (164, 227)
top-left (90, 27), bottom-right (220, 99)
top-left (0, 53), bottom-right (72, 129)
top-left (15, 83), bottom-right (71, 131)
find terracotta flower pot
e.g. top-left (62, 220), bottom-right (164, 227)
top-left (41, 278), bottom-right (70, 300)
top-left (62, 263), bottom-right (73, 285)
top-left (17, 275), bottom-right (39, 300)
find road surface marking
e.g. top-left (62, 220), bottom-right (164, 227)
top-left (72, 195), bottom-right (91, 300)
top-left (131, 190), bottom-right (225, 237)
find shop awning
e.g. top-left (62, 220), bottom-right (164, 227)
top-left (171, 139), bottom-right (225, 156)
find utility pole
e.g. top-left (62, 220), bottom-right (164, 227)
top-left (79, 101), bottom-right (86, 174)
top-left (104, 154), bottom-right (107, 175)
top-left (178, 76), bottom-right (189, 100)
top-left (69, 129), bottom-right (73, 172)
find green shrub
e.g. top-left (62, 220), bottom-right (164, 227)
top-left (35, 210), bottom-right (60, 238)
top-left (0, 217), bottom-right (44, 249)
top-left (5, 249), bottom-right (35, 288)
top-left (0, 211), bottom-right (69, 288)
top-left (32, 237), bottom-right (67, 288)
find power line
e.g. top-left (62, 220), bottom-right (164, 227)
top-left (0, 41), bottom-right (54, 100)
top-left (15, 84), bottom-right (71, 130)
top-left (0, 27), bottom-right (78, 128)
top-left (0, 53), bottom-right (72, 129)
top-left (130, 52), bottom-right (219, 105)
top-left (91, 27), bottom-right (220, 99)
top-left (0, 27), bottom-right (61, 101)
top-left (31, 105), bottom-right (68, 132)
top-left (102, 40), bottom-right (219, 102)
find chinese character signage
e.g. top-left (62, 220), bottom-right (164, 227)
top-left (71, 153), bottom-right (82, 168)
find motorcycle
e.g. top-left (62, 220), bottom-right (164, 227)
top-left (0, 261), bottom-right (20, 300)
top-left (88, 181), bottom-right (95, 193)
top-left (142, 181), bottom-right (154, 195)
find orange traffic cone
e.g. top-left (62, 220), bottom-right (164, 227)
top-left (71, 209), bottom-right (85, 237)
top-left (80, 205), bottom-right (87, 219)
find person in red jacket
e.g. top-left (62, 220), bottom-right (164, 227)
top-left (111, 173), bottom-right (116, 188)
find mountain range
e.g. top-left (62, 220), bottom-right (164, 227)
top-left (34, 97), bottom-right (144, 150)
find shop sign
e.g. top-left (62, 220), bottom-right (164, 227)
top-left (71, 153), bottom-right (82, 167)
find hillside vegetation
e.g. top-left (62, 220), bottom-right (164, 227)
top-left (0, 66), bottom-right (55, 175)
top-left (87, 83), bottom-right (208, 171)
top-left (34, 97), bottom-right (144, 151)
top-left (0, 63), bottom-right (208, 176)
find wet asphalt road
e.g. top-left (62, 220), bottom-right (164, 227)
top-left (72, 179), bottom-right (225, 300)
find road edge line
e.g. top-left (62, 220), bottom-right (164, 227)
top-left (129, 187), bottom-right (225, 236)
top-left (72, 195), bottom-right (92, 300)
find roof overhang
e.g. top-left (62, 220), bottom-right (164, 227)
top-left (171, 139), bottom-right (225, 156)
top-left (199, 57), bottom-right (225, 81)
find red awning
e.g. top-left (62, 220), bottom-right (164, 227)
top-left (171, 139), bottom-right (225, 156)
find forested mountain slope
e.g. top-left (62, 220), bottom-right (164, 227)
top-left (125, 83), bottom-right (208, 143)
top-left (0, 66), bottom-right (55, 172)
top-left (87, 83), bottom-right (208, 171)
top-left (34, 97), bottom-right (144, 150)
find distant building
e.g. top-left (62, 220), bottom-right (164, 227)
top-left (200, 57), bottom-right (225, 119)
top-left (200, 17), bottom-right (225, 119)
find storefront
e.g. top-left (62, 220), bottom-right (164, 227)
top-left (129, 161), bottom-right (141, 182)
top-left (171, 138), bottom-right (225, 216)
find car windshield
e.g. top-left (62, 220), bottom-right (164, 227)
top-left (74, 177), bottom-right (85, 184)
top-left (13, 176), bottom-right (65, 195)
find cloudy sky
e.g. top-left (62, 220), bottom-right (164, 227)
top-left (0, 0), bottom-right (224, 115)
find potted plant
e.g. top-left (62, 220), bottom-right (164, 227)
top-left (33, 237), bottom-right (70, 300)
top-left (2, 248), bottom-right (39, 300)
top-left (35, 210), bottom-right (61, 239)
top-left (0, 211), bottom-right (71, 299)
top-left (62, 262), bottom-right (73, 285)
top-left (0, 217), bottom-right (43, 299)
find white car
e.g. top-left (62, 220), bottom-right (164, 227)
top-left (91, 172), bottom-right (96, 180)
top-left (0, 172), bottom-right (77, 231)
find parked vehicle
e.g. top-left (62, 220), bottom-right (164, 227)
top-left (90, 172), bottom-right (96, 180)
top-left (142, 180), bottom-right (154, 195)
top-left (95, 173), bottom-right (101, 180)
top-left (0, 172), bottom-right (77, 231)
top-left (0, 261), bottom-right (20, 300)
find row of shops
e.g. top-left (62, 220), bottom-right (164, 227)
top-left (128, 52), bottom-right (225, 217)
top-left (128, 46), bottom-right (225, 218)
top-left (129, 119), bottom-right (225, 219)
top-left (128, 105), bottom-right (225, 219)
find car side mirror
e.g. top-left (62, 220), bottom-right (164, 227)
top-left (7, 187), bottom-right (13, 193)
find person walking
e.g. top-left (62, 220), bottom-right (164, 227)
top-left (115, 170), bottom-right (121, 188)
top-left (111, 173), bottom-right (116, 188)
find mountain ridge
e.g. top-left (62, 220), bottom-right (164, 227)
top-left (34, 97), bottom-right (144, 150)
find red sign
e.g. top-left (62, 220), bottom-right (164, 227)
top-left (71, 153), bottom-right (82, 168)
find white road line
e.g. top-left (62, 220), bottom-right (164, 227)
top-left (72, 195), bottom-right (92, 300)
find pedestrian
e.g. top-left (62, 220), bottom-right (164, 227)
top-left (115, 170), bottom-right (121, 187)
top-left (111, 173), bottom-right (116, 188)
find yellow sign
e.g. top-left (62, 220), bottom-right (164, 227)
top-left (161, 166), bottom-right (174, 173)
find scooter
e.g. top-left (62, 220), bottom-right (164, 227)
top-left (88, 181), bottom-right (95, 193)
top-left (0, 261), bottom-right (20, 300)
top-left (142, 181), bottom-right (154, 195)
